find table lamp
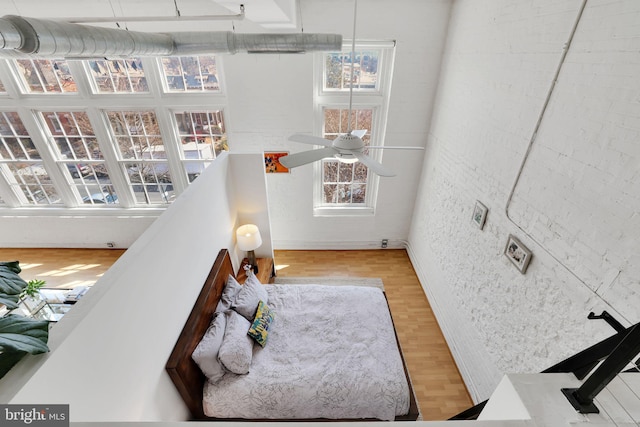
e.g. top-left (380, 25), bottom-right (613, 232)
top-left (236, 224), bottom-right (262, 273)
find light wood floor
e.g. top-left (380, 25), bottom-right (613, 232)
top-left (0, 247), bottom-right (473, 420)
top-left (0, 248), bottom-right (126, 289)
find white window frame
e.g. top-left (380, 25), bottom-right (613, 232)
top-left (170, 109), bottom-right (228, 183)
top-left (159, 56), bottom-right (223, 94)
top-left (313, 40), bottom-right (395, 217)
top-left (0, 55), bottom-right (229, 214)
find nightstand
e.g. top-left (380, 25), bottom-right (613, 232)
top-left (237, 257), bottom-right (274, 284)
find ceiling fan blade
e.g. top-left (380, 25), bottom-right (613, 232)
top-left (353, 152), bottom-right (396, 177)
top-left (351, 129), bottom-right (367, 138)
top-left (289, 134), bottom-right (334, 148)
top-left (367, 146), bottom-right (425, 150)
top-left (279, 147), bottom-right (338, 169)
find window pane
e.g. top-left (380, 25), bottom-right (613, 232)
top-left (355, 109), bottom-right (373, 133)
top-left (77, 181), bottom-right (118, 206)
top-left (0, 137), bottom-right (38, 160)
top-left (340, 109), bottom-right (351, 134)
top-left (89, 59), bottom-right (148, 93)
top-left (356, 51), bottom-right (379, 89)
top-left (354, 162), bottom-right (368, 183)
top-left (0, 112), bottom-right (39, 160)
top-left (174, 111), bottom-right (227, 181)
top-left (325, 53), bottom-right (343, 90)
top-left (42, 112), bottom-right (102, 160)
top-left (57, 160), bottom-right (115, 206)
top-left (324, 50), bottom-right (379, 91)
top-left (106, 111), bottom-right (173, 204)
top-left (161, 56), bottom-right (220, 92)
top-left (323, 161), bottom-right (338, 182)
top-left (106, 111), bottom-right (163, 159)
top-left (4, 163), bottom-right (61, 205)
top-left (338, 161), bottom-right (353, 182)
top-left (64, 162), bottom-right (117, 206)
top-left (125, 162), bottom-right (174, 204)
top-left (352, 183), bottom-right (366, 203)
top-left (323, 183), bottom-right (337, 203)
top-left (321, 107), bottom-right (373, 205)
top-left (1, 112), bottom-right (28, 135)
top-left (324, 109), bottom-right (340, 134)
top-left (16, 59), bottom-right (76, 93)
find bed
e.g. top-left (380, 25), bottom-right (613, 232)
top-left (166, 249), bottom-right (419, 421)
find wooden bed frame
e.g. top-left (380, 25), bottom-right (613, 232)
top-left (166, 249), bottom-right (420, 421)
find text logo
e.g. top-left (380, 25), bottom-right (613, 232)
top-left (1, 405), bottom-right (68, 426)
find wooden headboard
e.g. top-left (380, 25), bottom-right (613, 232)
top-left (166, 249), bottom-right (233, 420)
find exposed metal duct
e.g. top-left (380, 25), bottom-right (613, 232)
top-left (0, 15), bottom-right (342, 58)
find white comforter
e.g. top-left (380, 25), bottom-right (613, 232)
top-left (203, 284), bottom-right (411, 421)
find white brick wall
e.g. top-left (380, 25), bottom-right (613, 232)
top-left (409, 0), bottom-right (640, 402)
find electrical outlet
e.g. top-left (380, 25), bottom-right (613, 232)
top-left (381, 239), bottom-right (388, 248)
top-left (106, 242), bottom-right (115, 248)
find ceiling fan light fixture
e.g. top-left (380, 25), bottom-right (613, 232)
top-left (334, 153), bottom-right (358, 164)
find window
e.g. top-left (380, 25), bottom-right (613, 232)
top-left (88, 59), bottom-right (148, 93)
top-left (161, 56), bottom-right (220, 92)
top-left (106, 110), bottom-right (173, 204)
top-left (324, 50), bottom-right (380, 91)
top-left (40, 111), bottom-right (117, 206)
top-left (16, 59), bottom-right (77, 93)
top-left (314, 41), bottom-right (395, 215)
top-left (174, 111), bottom-right (227, 182)
top-left (0, 112), bottom-right (61, 205)
top-left (0, 55), bottom-right (228, 211)
top-left (321, 108), bottom-right (372, 204)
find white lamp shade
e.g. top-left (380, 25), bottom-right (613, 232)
top-left (236, 224), bottom-right (262, 251)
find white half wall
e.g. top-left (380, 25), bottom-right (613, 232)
top-left (0, 152), bottom-right (272, 422)
top-left (0, 209), bottom-right (157, 249)
top-left (408, 0), bottom-right (640, 402)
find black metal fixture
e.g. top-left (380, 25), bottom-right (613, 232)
top-left (561, 323), bottom-right (640, 414)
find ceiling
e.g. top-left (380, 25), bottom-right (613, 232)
top-left (0, 0), bottom-right (299, 32)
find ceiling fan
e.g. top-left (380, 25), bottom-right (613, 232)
top-left (278, 0), bottom-right (423, 177)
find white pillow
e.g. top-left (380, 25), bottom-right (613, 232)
top-left (232, 274), bottom-right (269, 320)
top-left (215, 275), bottom-right (243, 313)
top-left (191, 312), bottom-right (227, 383)
top-left (218, 310), bottom-right (254, 374)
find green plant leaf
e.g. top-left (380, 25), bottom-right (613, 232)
top-left (0, 261), bottom-right (22, 275)
top-left (0, 315), bottom-right (49, 354)
top-left (0, 350), bottom-right (27, 379)
top-left (22, 279), bottom-right (46, 299)
top-left (0, 261), bottom-right (28, 310)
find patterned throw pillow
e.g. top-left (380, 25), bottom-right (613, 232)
top-left (247, 300), bottom-right (275, 347)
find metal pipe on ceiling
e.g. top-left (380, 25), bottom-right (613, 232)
top-left (0, 15), bottom-right (342, 58)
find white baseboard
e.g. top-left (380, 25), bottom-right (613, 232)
top-left (405, 241), bottom-right (502, 403)
top-left (273, 239), bottom-right (408, 250)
